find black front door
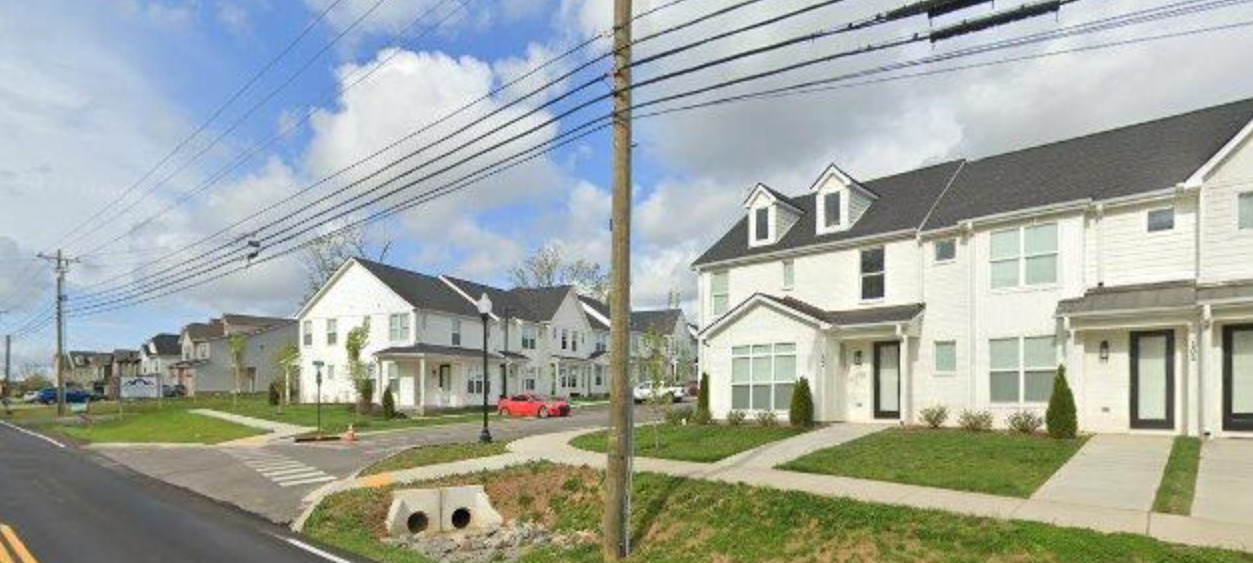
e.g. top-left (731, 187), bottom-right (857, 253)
top-left (1224, 324), bottom-right (1253, 432)
top-left (1130, 330), bottom-right (1175, 430)
top-left (873, 341), bottom-right (901, 419)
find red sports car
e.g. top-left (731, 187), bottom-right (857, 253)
top-left (497, 394), bottom-right (570, 418)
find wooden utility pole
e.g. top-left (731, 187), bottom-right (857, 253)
top-left (38, 250), bottom-right (77, 416)
top-left (604, 0), bottom-right (633, 559)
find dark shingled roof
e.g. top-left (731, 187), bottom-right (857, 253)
top-left (694, 161), bottom-right (965, 267)
top-left (506, 286), bottom-right (573, 321)
top-left (578, 296), bottom-right (610, 330)
top-left (630, 310), bottom-right (682, 334)
top-left (375, 343), bottom-right (509, 359)
top-left (1056, 280), bottom-right (1198, 316)
top-left (924, 98), bottom-right (1253, 229)
top-left (441, 276), bottom-right (573, 322)
top-left (184, 320), bottom-right (224, 341)
top-left (355, 258), bottom-right (479, 318)
top-left (222, 314), bottom-right (292, 328)
top-left (147, 334), bottom-right (181, 356)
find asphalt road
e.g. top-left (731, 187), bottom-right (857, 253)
top-left (0, 421), bottom-right (356, 563)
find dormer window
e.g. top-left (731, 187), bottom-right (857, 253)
top-left (754, 208), bottom-right (769, 242)
top-left (823, 191), bottom-right (842, 228)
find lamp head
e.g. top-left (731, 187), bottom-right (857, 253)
top-left (476, 293), bottom-right (493, 316)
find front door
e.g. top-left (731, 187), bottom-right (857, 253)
top-left (1130, 330), bottom-right (1175, 430)
top-left (1224, 324), bottom-right (1253, 431)
top-left (873, 341), bottom-right (901, 419)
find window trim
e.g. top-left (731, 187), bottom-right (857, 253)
top-left (1146, 207), bottom-right (1175, 233)
top-left (326, 318), bottom-right (338, 346)
top-left (934, 238), bottom-right (957, 263)
top-left (934, 340), bottom-right (957, 375)
top-left (1239, 191), bottom-right (1253, 230)
top-left (823, 191), bottom-right (842, 228)
top-left (730, 342), bottom-right (797, 412)
top-left (990, 223), bottom-right (1059, 290)
top-left (989, 335), bottom-right (1057, 405)
top-left (710, 271), bottom-right (730, 316)
top-left (782, 259), bottom-right (795, 291)
top-left (302, 320), bottom-right (313, 346)
top-left (388, 313), bottom-right (410, 343)
top-left (859, 246), bottom-right (885, 301)
top-left (451, 319), bottom-right (462, 347)
top-left (753, 207), bottom-right (770, 242)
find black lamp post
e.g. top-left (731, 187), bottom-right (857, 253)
top-left (477, 293), bottom-right (493, 444)
top-left (312, 360), bottom-right (324, 436)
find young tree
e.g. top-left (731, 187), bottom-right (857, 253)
top-left (228, 335), bottom-right (247, 409)
top-left (273, 342), bottom-right (300, 412)
top-left (346, 325), bottom-right (373, 415)
top-left (382, 387), bottom-right (396, 420)
top-left (509, 244), bottom-right (609, 301)
top-left (1046, 364), bottom-right (1078, 439)
top-left (789, 377), bottom-right (815, 427)
top-left (640, 329), bottom-right (674, 451)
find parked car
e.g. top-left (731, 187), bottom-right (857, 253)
top-left (20, 390), bottom-right (41, 403)
top-left (633, 381), bottom-right (684, 404)
top-left (36, 388), bottom-right (91, 405)
top-left (497, 394), bottom-right (570, 418)
top-left (684, 379), bottom-right (700, 398)
top-left (163, 383), bottom-right (187, 398)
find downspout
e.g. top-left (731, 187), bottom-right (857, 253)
top-left (964, 220), bottom-right (977, 410)
top-left (1094, 203), bottom-right (1106, 287)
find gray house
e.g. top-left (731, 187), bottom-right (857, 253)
top-left (171, 314), bottom-right (297, 395)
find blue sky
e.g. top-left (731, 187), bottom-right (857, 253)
top-left (3, 0), bottom-right (1253, 368)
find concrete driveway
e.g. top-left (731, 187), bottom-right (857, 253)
top-left (1032, 434), bottom-right (1172, 511)
top-left (1192, 439), bottom-right (1253, 525)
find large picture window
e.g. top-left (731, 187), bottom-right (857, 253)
top-left (860, 247), bottom-right (885, 300)
top-left (991, 223), bottom-right (1058, 289)
top-left (731, 343), bottom-right (796, 411)
top-left (990, 336), bottom-right (1056, 403)
top-left (710, 271), bottom-right (729, 316)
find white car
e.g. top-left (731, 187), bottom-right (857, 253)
top-left (20, 391), bottom-right (40, 404)
top-left (632, 381), bottom-right (683, 404)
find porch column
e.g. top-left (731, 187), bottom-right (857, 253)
top-left (1185, 321), bottom-right (1200, 436)
top-left (900, 333), bottom-right (913, 424)
top-left (418, 356), bottom-right (427, 417)
top-left (1199, 307), bottom-right (1213, 436)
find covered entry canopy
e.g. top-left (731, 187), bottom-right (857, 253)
top-left (700, 292), bottom-right (924, 339)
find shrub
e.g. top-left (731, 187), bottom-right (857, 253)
top-left (726, 410), bottom-right (747, 426)
top-left (691, 408), bottom-right (712, 426)
top-left (382, 388), bottom-right (396, 420)
top-left (356, 378), bottom-right (375, 415)
top-left (665, 406), bottom-right (694, 425)
top-left (1006, 410), bottom-right (1044, 434)
top-left (267, 381), bottom-right (280, 406)
top-left (919, 405), bottom-right (949, 429)
top-left (789, 377), bottom-right (815, 427)
top-left (696, 372), bottom-right (711, 419)
top-left (958, 409), bottom-right (993, 432)
top-left (755, 410), bottom-right (779, 427)
top-left (1047, 364), bottom-right (1078, 439)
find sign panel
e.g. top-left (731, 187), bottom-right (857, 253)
top-left (120, 375), bottom-right (160, 399)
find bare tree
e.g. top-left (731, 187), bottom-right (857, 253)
top-left (510, 244), bottom-right (609, 301)
top-left (301, 226), bottom-right (392, 301)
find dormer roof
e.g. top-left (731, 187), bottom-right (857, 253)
top-left (742, 183), bottom-right (801, 212)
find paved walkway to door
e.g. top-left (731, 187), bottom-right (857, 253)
top-left (1032, 434), bottom-right (1173, 511)
top-left (1193, 439), bottom-right (1253, 525)
top-left (711, 422), bottom-right (889, 470)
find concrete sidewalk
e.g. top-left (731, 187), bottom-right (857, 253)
top-left (302, 426), bottom-right (1253, 553)
top-left (190, 409), bottom-right (312, 446)
top-left (1032, 434), bottom-right (1172, 511)
top-left (712, 423), bottom-right (887, 470)
top-left (1193, 439), bottom-right (1253, 525)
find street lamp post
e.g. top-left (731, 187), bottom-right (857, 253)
top-left (477, 293), bottom-right (493, 444)
top-left (313, 360), bottom-right (325, 436)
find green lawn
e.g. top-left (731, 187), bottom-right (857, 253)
top-left (570, 424), bottom-right (806, 463)
top-left (360, 442), bottom-right (509, 476)
top-left (55, 409), bottom-right (263, 444)
top-left (303, 462), bottom-right (1252, 563)
top-left (780, 428), bottom-right (1087, 497)
top-left (1154, 436), bottom-right (1202, 515)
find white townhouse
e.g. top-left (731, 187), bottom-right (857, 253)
top-left (138, 333), bottom-right (181, 383)
top-left (695, 97), bottom-right (1253, 437)
top-left (578, 297), bottom-right (699, 383)
top-left (170, 314), bottom-right (297, 395)
top-left (296, 258), bottom-right (612, 414)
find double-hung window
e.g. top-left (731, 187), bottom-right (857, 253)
top-left (388, 313), bottom-right (410, 342)
top-left (731, 343), bottom-right (796, 411)
top-left (451, 319), bottom-right (462, 346)
top-left (934, 341), bottom-right (957, 375)
top-left (860, 247), bottom-right (885, 300)
top-left (1147, 207), bottom-right (1175, 232)
top-left (326, 319), bottom-right (338, 346)
top-left (1240, 192), bottom-right (1253, 230)
top-left (561, 329), bottom-right (569, 351)
top-left (522, 326), bottom-right (537, 350)
top-left (753, 208), bottom-right (769, 242)
top-left (466, 366), bottom-right (485, 395)
top-left (302, 320), bottom-right (312, 346)
top-left (990, 336), bottom-right (1056, 403)
top-left (934, 238), bottom-right (956, 262)
top-left (710, 271), bottom-right (729, 316)
top-left (990, 223), bottom-right (1058, 289)
top-left (782, 260), bottom-right (795, 290)
top-left (572, 330), bottom-right (579, 352)
top-left (823, 191), bottom-right (841, 228)
top-left (386, 362), bottom-right (399, 395)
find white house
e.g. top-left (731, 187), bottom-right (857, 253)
top-left (695, 97), bottom-right (1253, 437)
top-left (170, 315), bottom-right (297, 395)
top-left (577, 297), bottom-right (699, 384)
top-left (138, 333), bottom-right (181, 384)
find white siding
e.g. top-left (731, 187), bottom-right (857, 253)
top-left (1086, 197), bottom-right (1197, 287)
top-left (1200, 136), bottom-right (1253, 283)
top-left (704, 304), bottom-right (826, 420)
top-left (918, 235), bottom-right (974, 413)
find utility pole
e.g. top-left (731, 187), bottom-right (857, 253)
top-left (604, 0), bottom-right (633, 559)
top-left (2, 310), bottom-right (10, 400)
top-left (38, 250), bottom-right (78, 417)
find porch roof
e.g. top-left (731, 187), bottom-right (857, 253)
top-left (1198, 279), bottom-right (1253, 304)
top-left (762, 295), bottom-right (924, 328)
top-left (1056, 280), bottom-right (1197, 317)
top-left (375, 343), bottom-right (507, 360)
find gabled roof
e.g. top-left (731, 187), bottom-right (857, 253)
top-left (146, 333), bottom-right (181, 356)
top-left (578, 296), bottom-right (610, 330)
top-left (923, 97), bottom-right (1253, 229)
top-left (694, 161), bottom-right (965, 267)
top-left (183, 320), bottom-right (224, 341)
top-left (630, 309), bottom-right (682, 334)
top-left (743, 183), bottom-right (801, 212)
top-left (222, 314), bottom-right (292, 328)
top-left (353, 258), bottom-right (479, 318)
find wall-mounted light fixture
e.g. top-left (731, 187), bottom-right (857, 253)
top-left (1099, 340), bottom-right (1110, 362)
top-left (853, 350), bottom-right (863, 366)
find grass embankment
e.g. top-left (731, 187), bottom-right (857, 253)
top-left (56, 408), bottom-right (262, 444)
top-left (304, 462), bottom-right (1251, 563)
top-left (1154, 436), bottom-right (1203, 515)
top-left (781, 427), bottom-right (1088, 497)
top-left (571, 424), bottom-right (806, 463)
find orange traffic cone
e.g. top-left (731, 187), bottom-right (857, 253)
top-left (344, 424), bottom-right (357, 443)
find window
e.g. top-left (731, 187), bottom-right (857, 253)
top-left (467, 367), bottom-right (486, 395)
top-left (860, 247), bottom-right (885, 300)
top-left (754, 207), bottom-right (769, 242)
top-left (823, 191), bottom-right (841, 227)
top-left (596, 333), bottom-right (607, 352)
top-left (561, 329), bottom-right (569, 350)
top-left (325, 364), bottom-right (335, 380)
top-left (438, 365), bottom-right (450, 388)
top-left (388, 313), bottom-right (410, 342)
top-left (731, 343), bottom-right (796, 411)
top-left (1147, 207), bottom-right (1175, 232)
top-left (934, 238), bottom-right (956, 262)
top-left (782, 260), bottom-right (795, 290)
top-left (326, 319), bottom-right (338, 346)
top-left (1240, 192), bottom-right (1253, 230)
top-left (451, 319), bottom-right (461, 346)
top-left (524, 367), bottom-right (537, 391)
top-left (934, 341), bottom-right (956, 374)
top-left (522, 326), bottom-right (537, 350)
top-left (386, 362), bottom-right (399, 395)
top-left (990, 223), bottom-right (1057, 289)
top-left (594, 365), bottom-right (604, 386)
top-left (990, 336), bottom-right (1056, 403)
top-left (571, 330), bottom-right (579, 352)
top-left (710, 271), bottom-right (729, 316)
top-left (302, 321), bottom-right (312, 346)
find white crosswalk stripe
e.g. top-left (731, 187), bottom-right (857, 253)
top-left (224, 449), bottom-right (338, 488)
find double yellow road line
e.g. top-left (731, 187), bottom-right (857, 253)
top-left (0, 524), bottom-right (38, 563)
